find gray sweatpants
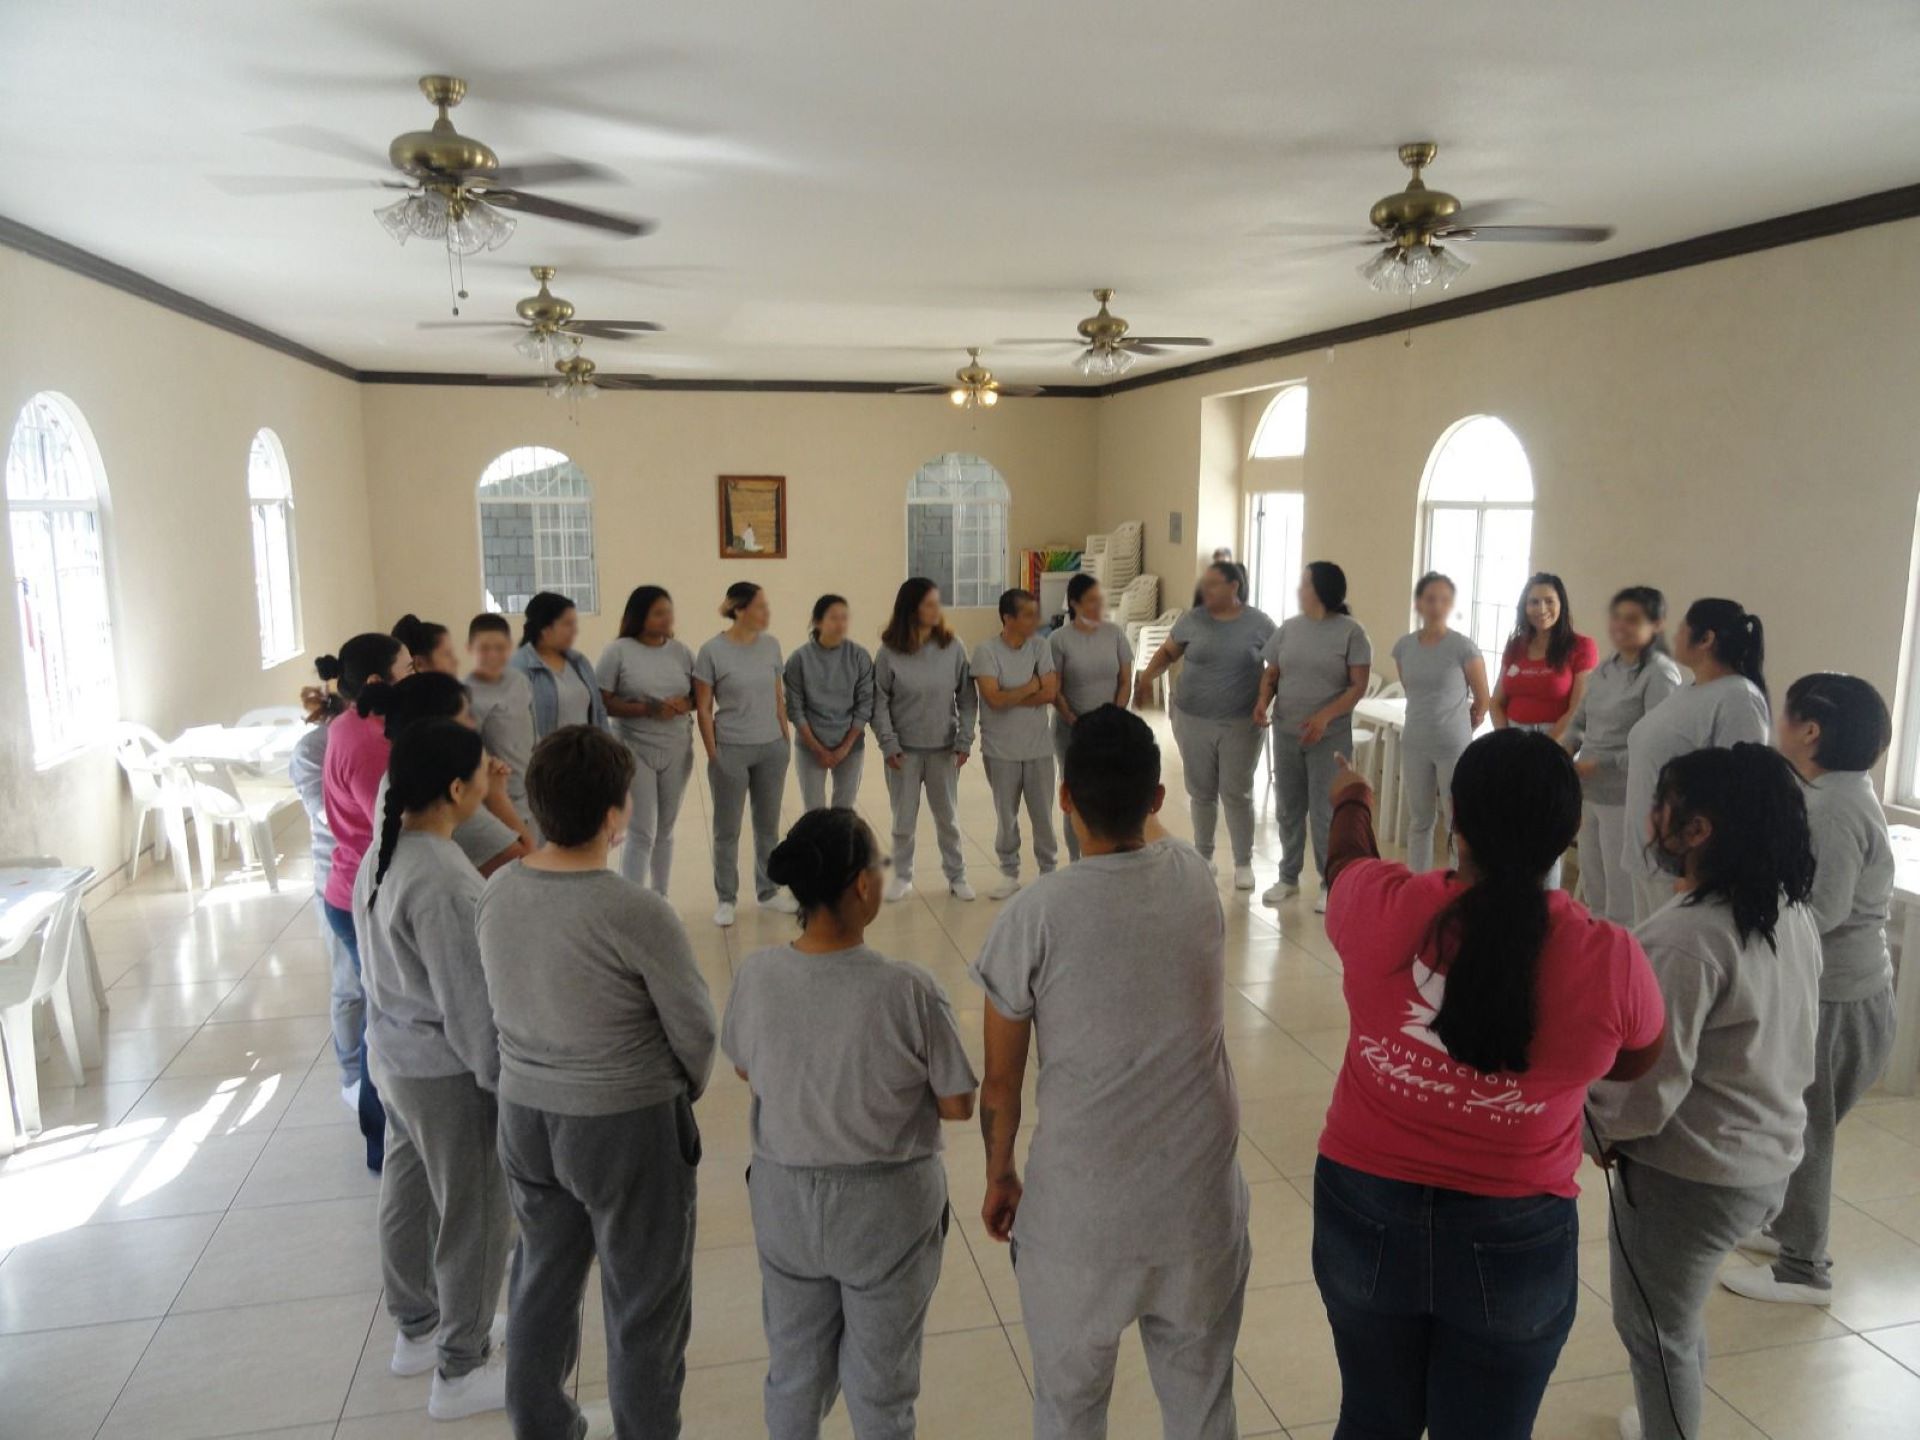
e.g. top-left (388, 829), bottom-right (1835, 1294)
top-left (795, 743), bottom-right (866, 812)
top-left (375, 1070), bottom-right (513, 1379)
top-left (1272, 718), bottom-right (1352, 890)
top-left (985, 754), bottom-right (1059, 879)
top-left (750, 1155), bottom-right (947, 1440)
top-left (620, 738), bottom-right (694, 893)
top-left (321, 889), bottom-right (361, 1087)
top-left (1051, 721), bottom-right (1087, 862)
top-left (1170, 710), bottom-right (1264, 868)
top-left (884, 749), bottom-right (968, 885)
top-left (1015, 1230), bottom-right (1250, 1440)
top-left (1399, 724), bottom-right (1469, 873)
top-left (499, 1094), bottom-right (700, 1440)
top-left (1607, 1157), bottom-right (1787, 1440)
top-left (1578, 801), bottom-right (1634, 924)
top-left (1768, 986), bottom-right (1897, 1287)
top-left (709, 738), bottom-right (791, 904)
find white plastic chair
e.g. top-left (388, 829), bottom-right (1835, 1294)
top-left (0, 893), bottom-right (81, 1151)
top-left (0, 857), bottom-right (104, 1069)
top-left (111, 722), bottom-right (197, 892)
top-left (184, 760), bottom-right (300, 893)
top-left (237, 705), bottom-right (305, 728)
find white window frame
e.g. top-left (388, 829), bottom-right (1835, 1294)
top-left (1247, 385), bottom-right (1308, 460)
top-left (6, 392), bottom-right (119, 767)
top-left (1243, 489), bottom-right (1305, 621)
top-left (247, 428), bottom-right (303, 668)
top-left (1415, 416), bottom-right (1535, 669)
top-left (1889, 497), bottom-right (1920, 808)
top-left (905, 453), bottom-right (1011, 609)
top-left (476, 446), bottom-right (599, 616)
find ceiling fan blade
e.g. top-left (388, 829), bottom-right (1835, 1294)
top-left (564, 323), bottom-right (651, 341)
top-left (994, 385), bottom-right (1047, 397)
top-left (1444, 224), bottom-right (1615, 244)
top-left (1440, 199), bottom-right (1528, 230)
top-left (996, 338), bottom-right (1078, 347)
top-left (208, 174), bottom-right (394, 196)
top-left (895, 385), bottom-right (953, 394)
top-left (1123, 336), bottom-right (1212, 348)
top-left (597, 376), bottom-right (658, 389)
top-left (566, 319), bottom-right (664, 332)
top-left (481, 189), bottom-right (655, 237)
top-left (252, 124), bottom-right (395, 171)
top-left (481, 158), bottom-right (619, 189)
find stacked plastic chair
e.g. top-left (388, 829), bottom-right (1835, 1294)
top-left (1082, 519), bottom-right (1145, 591)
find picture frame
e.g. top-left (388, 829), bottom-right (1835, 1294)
top-left (717, 475), bottom-right (787, 559)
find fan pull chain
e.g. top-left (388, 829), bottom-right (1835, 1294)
top-left (445, 246), bottom-right (471, 316)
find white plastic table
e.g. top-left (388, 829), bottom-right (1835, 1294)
top-left (1882, 825), bottom-right (1920, 1095)
top-left (1353, 696), bottom-right (1407, 844)
top-left (169, 723), bottom-right (302, 771)
top-left (0, 865), bottom-right (106, 1072)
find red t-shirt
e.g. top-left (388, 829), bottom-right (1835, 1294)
top-left (1499, 633), bottom-right (1598, 726)
top-left (321, 707), bottom-right (390, 911)
top-left (1318, 858), bottom-right (1664, 1198)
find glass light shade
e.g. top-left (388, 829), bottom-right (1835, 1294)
top-left (375, 191), bottom-right (451, 246)
top-left (949, 388), bottom-right (967, 406)
top-left (980, 388), bottom-right (999, 406)
top-left (446, 201), bottom-right (516, 257)
top-left (1431, 243), bottom-right (1470, 289)
top-left (515, 329), bottom-right (583, 365)
top-left (1072, 345), bottom-right (1135, 378)
top-left (1359, 242), bottom-right (1469, 294)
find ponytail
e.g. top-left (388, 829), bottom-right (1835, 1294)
top-left (1684, 598), bottom-right (1767, 698)
top-left (335, 632), bottom-right (405, 702)
top-left (370, 719), bottom-right (485, 908)
top-left (359, 670), bottom-right (467, 731)
top-left (1654, 743), bottom-right (1812, 948)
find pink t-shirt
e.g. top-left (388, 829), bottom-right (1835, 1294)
top-left (1319, 859), bottom-right (1664, 1198)
top-left (1499, 632), bottom-right (1598, 726)
top-left (321, 707), bottom-right (390, 911)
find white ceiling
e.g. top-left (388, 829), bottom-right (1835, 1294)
top-left (4, 1), bottom-right (1919, 385)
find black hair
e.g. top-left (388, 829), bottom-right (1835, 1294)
top-left (1684, 597), bottom-right (1768, 698)
top-left (1065, 573), bottom-right (1100, 619)
top-left (521, 592), bottom-right (576, 651)
top-left (1609, 586), bottom-right (1671, 669)
top-left (1063, 705), bottom-right (1160, 840)
top-left (527, 725), bottom-right (634, 847)
top-left (1204, 560), bottom-right (1249, 605)
top-left (720, 581), bottom-right (763, 620)
top-left (767, 808), bottom-right (880, 921)
top-left (1653, 743), bottom-right (1814, 949)
top-left (1304, 560), bottom-right (1351, 616)
top-left (998, 587), bottom-right (1038, 621)
top-left (306, 655), bottom-right (345, 720)
top-left (330, 633), bottom-right (406, 702)
top-left (391, 614), bottom-right (449, 664)
top-left (370, 719), bottom-right (485, 908)
top-left (1509, 572), bottom-right (1577, 670)
top-left (468, 612), bottom-right (511, 642)
top-left (881, 577), bottom-right (953, 654)
top-left (1414, 571), bottom-right (1455, 602)
top-left (809, 593), bottom-right (847, 640)
top-left (618, 586), bottom-right (672, 642)
top-left (1425, 730), bottom-right (1583, 1075)
top-left (1785, 673), bottom-right (1892, 773)
top-left (358, 670), bottom-right (468, 735)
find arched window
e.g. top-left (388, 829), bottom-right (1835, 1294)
top-left (1418, 416), bottom-right (1534, 662)
top-left (477, 446), bottom-right (598, 615)
top-left (7, 393), bottom-right (118, 764)
top-left (1248, 385), bottom-right (1308, 459)
top-left (906, 453), bottom-right (1010, 608)
top-left (248, 428), bottom-right (302, 667)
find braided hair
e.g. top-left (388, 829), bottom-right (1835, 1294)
top-left (370, 719), bottom-right (485, 908)
top-left (1652, 742), bottom-right (1815, 950)
top-left (766, 809), bottom-right (879, 923)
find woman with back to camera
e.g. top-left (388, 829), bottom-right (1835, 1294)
top-left (785, 593), bottom-right (876, 811)
top-left (872, 577), bottom-right (979, 903)
top-left (1049, 573), bottom-right (1134, 862)
top-left (1588, 744), bottom-right (1821, 1440)
top-left (597, 585), bottom-right (697, 893)
top-left (1389, 572), bottom-right (1489, 874)
top-left (695, 581), bottom-right (795, 927)
top-left (510, 591), bottom-right (607, 739)
top-left (290, 664), bottom-right (360, 1107)
top-left (1311, 729), bottom-right (1666, 1439)
top-left (1254, 561), bottom-right (1372, 912)
top-left (1135, 559), bottom-right (1275, 890)
top-left (394, 614), bottom-right (458, 676)
top-left (1621, 597), bottom-right (1772, 923)
top-left (1565, 588), bottom-right (1684, 923)
top-left (724, 809), bottom-right (978, 1438)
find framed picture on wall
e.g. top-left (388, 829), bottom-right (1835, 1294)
top-left (717, 475), bottom-right (787, 559)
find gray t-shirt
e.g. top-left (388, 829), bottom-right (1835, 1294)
top-left (353, 830), bottom-right (497, 1089)
top-left (597, 637), bottom-right (696, 754)
top-left (477, 864), bottom-right (717, 1116)
top-left (552, 662), bottom-right (594, 730)
top-left (969, 838), bottom-right (1248, 1263)
top-left (694, 632), bottom-right (786, 748)
top-left (1391, 629), bottom-right (1481, 745)
top-left (374, 772), bottom-right (519, 871)
top-left (466, 668), bottom-right (536, 823)
top-left (1261, 613), bottom-right (1372, 728)
top-left (1168, 607), bottom-right (1277, 722)
top-left (1049, 620), bottom-right (1134, 718)
top-left (1566, 652), bottom-right (1684, 806)
top-left (289, 722), bottom-right (336, 889)
top-left (722, 943), bottom-right (977, 1168)
top-left (873, 640), bottom-right (978, 755)
top-left (1588, 893), bottom-right (1820, 1187)
top-left (784, 639), bottom-right (875, 751)
top-left (971, 633), bottom-right (1057, 762)
top-left (1803, 771), bottom-right (1895, 1001)
top-left (1622, 675), bottom-right (1772, 877)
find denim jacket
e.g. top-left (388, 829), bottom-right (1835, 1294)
top-left (509, 644), bottom-right (609, 737)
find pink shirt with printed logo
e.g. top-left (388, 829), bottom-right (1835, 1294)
top-left (1318, 859), bottom-right (1664, 1198)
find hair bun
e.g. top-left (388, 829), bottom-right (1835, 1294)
top-left (766, 837), bottom-right (822, 888)
top-left (314, 654), bottom-right (342, 682)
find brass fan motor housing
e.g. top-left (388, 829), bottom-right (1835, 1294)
top-left (1369, 141), bottom-right (1461, 242)
top-left (515, 267), bottom-right (576, 329)
top-left (555, 356), bottom-right (597, 384)
top-left (1075, 289), bottom-right (1128, 348)
top-left (388, 75), bottom-right (500, 180)
top-left (955, 348), bottom-right (993, 388)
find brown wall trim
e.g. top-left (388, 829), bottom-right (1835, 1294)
top-left (354, 371), bottom-right (1091, 396)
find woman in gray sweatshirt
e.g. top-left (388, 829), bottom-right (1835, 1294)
top-left (873, 577), bottom-right (979, 903)
top-left (597, 585), bottom-right (697, 894)
top-left (1587, 744), bottom-right (1820, 1440)
top-left (785, 593), bottom-right (876, 811)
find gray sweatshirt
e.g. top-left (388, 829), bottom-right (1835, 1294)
top-left (1621, 675), bottom-right (1771, 878)
top-left (289, 722), bottom-right (335, 890)
top-left (784, 639), bottom-right (876, 751)
top-left (873, 639), bottom-right (978, 755)
top-left (352, 831), bottom-right (497, 1089)
top-left (1803, 771), bottom-right (1895, 1001)
top-left (1567, 651), bottom-right (1685, 806)
top-left (477, 863), bottom-right (717, 1116)
top-left (1588, 893), bottom-right (1821, 1186)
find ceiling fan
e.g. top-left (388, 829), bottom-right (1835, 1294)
top-left (420, 266), bottom-right (662, 366)
top-left (1332, 142), bottom-right (1615, 295)
top-left (478, 356), bottom-right (655, 418)
top-left (1001, 290), bottom-right (1212, 378)
top-left (895, 349), bottom-right (1042, 409)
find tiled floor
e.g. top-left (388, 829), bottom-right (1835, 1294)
top-left (6, 712), bottom-right (1920, 1438)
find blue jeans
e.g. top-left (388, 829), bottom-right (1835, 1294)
top-left (1312, 1156), bottom-right (1578, 1440)
top-left (323, 900), bottom-right (386, 1173)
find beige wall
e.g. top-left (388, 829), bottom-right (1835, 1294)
top-left (357, 388), bottom-right (1099, 658)
top-left (0, 248), bottom-right (375, 882)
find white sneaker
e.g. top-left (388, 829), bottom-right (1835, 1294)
top-left (428, 1353), bottom-right (509, 1421)
top-left (391, 1315), bottom-right (508, 1377)
top-left (1232, 865), bottom-right (1255, 891)
top-left (949, 878), bottom-right (976, 902)
top-left (579, 1399), bottom-right (617, 1440)
top-left (713, 902), bottom-right (736, 928)
top-left (1738, 1230), bottom-right (1782, 1258)
top-left (340, 1080), bottom-right (361, 1113)
top-left (1261, 880), bottom-right (1299, 907)
top-left (989, 875), bottom-right (1021, 901)
top-left (1313, 890), bottom-right (1329, 915)
top-left (762, 890), bottom-right (799, 915)
top-left (1617, 1405), bottom-right (1642, 1440)
top-left (884, 876), bottom-right (915, 903)
top-left (1719, 1261), bottom-right (1832, 1306)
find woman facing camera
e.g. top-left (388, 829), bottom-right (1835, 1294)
top-left (510, 591), bottom-right (608, 738)
top-left (1490, 573), bottom-right (1597, 741)
top-left (785, 593), bottom-right (876, 811)
top-left (1048, 574), bottom-right (1134, 863)
top-left (598, 585), bottom-right (697, 893)
top-left (1390, 572), bottom-right (1488, 873)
